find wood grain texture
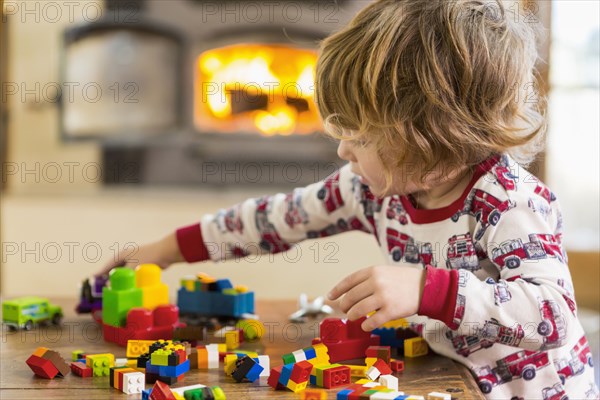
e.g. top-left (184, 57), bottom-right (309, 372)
top-left (1, 299), bottom-right (485, 399)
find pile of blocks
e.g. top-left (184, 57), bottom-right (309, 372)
top-left (25, 347), bottom-right (70, 379)
top-left (268, 360), bottom-right (314, 392)
top-left (224, 353), bottom-right (269, 382)
top-left (177, 273), bottom-right (254, 319)
top-left (102, 265), bottom-right (185, 346)
top-left (142, 340), bottom-right (191, 384)
top-left (142, 381), bottom-right (227, 400)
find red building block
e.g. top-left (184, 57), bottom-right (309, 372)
top-left (267, 366), bottom-right (285, 390)
top-left (70, 362), bottom-right (93, 377)
top-left (373, 359), bottom-right (392, 375)
top-left (26, 355), bottom-right (59, 379)
top-left (323, 365), bottom-right (351, 389)
top-left (149, 380), bottom-right (176, 400)
top-left (365, 346), bottom-right (391, 365)
top-left (315, 317), bottom-right (380, 363)
top-left (390, 359), bottom-right (404, 372)
top-left (290, 360), bottom-right (313, 383)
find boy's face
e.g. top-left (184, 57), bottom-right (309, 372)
top-left (337, 138), bottom-right (421, 198)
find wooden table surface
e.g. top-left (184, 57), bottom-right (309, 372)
top-left (0, 299), bottom-right (484, 399)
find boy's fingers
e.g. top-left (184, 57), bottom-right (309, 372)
top-left (327, 267), bottom-right (371, 301)
top-left (346, 295), bottom-right (379, 321)
top-left (361, 309), bottom-right (388, 332)
top-left (338, 278), bottom-right (373, 314)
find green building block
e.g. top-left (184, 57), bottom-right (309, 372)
top-left (102, 268), bottom-right (143, 327)
top-left (150, 349), bottom-right (171, 366)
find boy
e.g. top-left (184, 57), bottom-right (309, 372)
top-left (98, 1), bottom-right (598, 398)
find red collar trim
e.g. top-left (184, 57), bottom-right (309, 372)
top-left (399, 155), bottom-right (501, 224)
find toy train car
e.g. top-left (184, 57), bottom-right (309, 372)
top-left (177, 275), bottom-right (254, 322)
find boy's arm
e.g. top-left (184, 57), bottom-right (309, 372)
top-left (418, 193), bottom-right (578, 352)
top-left (176, 163), bottom-right (375, 263)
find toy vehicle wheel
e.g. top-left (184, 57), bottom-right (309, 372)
top-left (506, 258), bottom-right (520, 269)
top-left (392, 249), bottom-right (402, 262)
top-left (479, 382), bottom-right (492, 394)
top-left (537, 320), bottom-right (552, 336)
top-left (522, 367), bottom-right (536, 381)
top-left (588, 356), bottom-right (594, 367)
top-left (51, 313), bottom-right (62, 325)
top-left (317, 188), bottom-right (326, 200)
top-left (451, 213), bottom-right (460, 222)
top-left (489, 211), bottom-right (501, 225)
top-left (24, 320), bottom-right (33, 331)
top-left (560, 374), bottom-right (566, 385)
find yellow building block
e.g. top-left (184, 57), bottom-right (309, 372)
top-left (355, 378), bottom-right (374, 384)
top-left (126, 340), bottom-right (155, 358)
top-left (287, 380), bottom-right (308, 393)
top-left (225, 330), bottom-right (240, 350)
top-left (365, 357), bottom-right (377, 368)
top-left (342, 364), bottom-right (368, 377)
top-left (224, 354), bottom-right (238, 376)
top-left (135, 264), bottom-right (169, 310)
top-left (301, 388), bottom-right (327, 399)
top-left (404, 337), bottom-right (429, 358)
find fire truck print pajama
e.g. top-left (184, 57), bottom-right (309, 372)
top-left (176, 154), bottom-right (599, 400)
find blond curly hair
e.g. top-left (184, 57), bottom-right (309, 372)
top-left (315, 0), bottom-right (546, 191)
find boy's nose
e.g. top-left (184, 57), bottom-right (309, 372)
top-left (337, 140), bottom-right (355, 162)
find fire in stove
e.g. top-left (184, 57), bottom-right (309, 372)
top-left (195, 44), bottom-right (320, 136)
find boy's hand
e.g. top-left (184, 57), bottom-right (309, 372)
top-left (327, 265), bottom-right (426, 332)
top-left (94, 233), bottom-right (184, 278)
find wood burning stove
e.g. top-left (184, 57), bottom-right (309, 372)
top-left (62, 0), bottom-right (367, 186)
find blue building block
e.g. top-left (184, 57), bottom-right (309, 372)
top-left (304, 347), bottom-right (316, 359)
top-left (278, 363), bottom-right (294, 385)
top-left (245, 362), bottom-right (264, 382)
top-left (142, 388), bottom-right (152, 400)
top-left (310, 374), bottom-right (316, 385)
top-left (215, 279), bottom-right (233, 291)
top-left (394, 395), bottom-right (409, 400)
top-left (337, 389), bottom-right (352, 400)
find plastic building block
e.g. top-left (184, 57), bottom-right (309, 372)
top-left (177, 273), bottom-right (254, 319)
top-left (71, 349), bottom-right (85, 361)
top-left (103, 304), bottom-right (186, 347)
top-left (267, 366), bottom-right (285, 390)
top-left (290, 360), bottom-right (313, 383)
top-left (366, 346), bottom-right (391, 365)
top-left (149, 380), bottom-right (176, 400)
top-left (315, 317), bottom-right (380, 363)
top-left (86, 353), bottom-right (115, 377)
top-left (257, 355), bottom-right (270, 377)
top-left (25, 347), bottom-right (70, 379)
top-left (110, 366), bottom-right (134, 388)
top-left (127, 340), bottom-right (155, 358)
top-left (70, 361), bottom-right (92, 377)
top-left (301, 388), bottom-right (327, 400)
top-left (123, 371), bottom-right (145, 394)
top-left (342, 364), bottom-right (368, 378)
top-left (323, 365), bottom-right (350, 389)
top-left (102, 268), bottom-right (143, 327)
top-left (224, 330), bottom-right (240, 350)
top-left (40, 349), bottom-right (71, 377)
top-left (404, 337), bottom-right (428, 358)
top-left (231, 356), bottom-right (263, 382)
top-left (26, 355), bottom-right (59, 379)
top-left (379, 375), bottom-right (398, 391)
top-left (136, 264), bottom-right (169, 310)
top-left (390, 359), bottom-right (404, 372)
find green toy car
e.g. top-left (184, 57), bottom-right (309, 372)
top-left (2, 297), bottom-right (63, 331)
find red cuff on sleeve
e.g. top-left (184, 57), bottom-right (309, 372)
top-left (175, 223), bottom-right (211, 263)
top-left (418, 266), bottom-right (460, 329)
